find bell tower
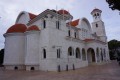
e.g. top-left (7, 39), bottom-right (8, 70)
top-left (91, 8), bottom-right (107, 42)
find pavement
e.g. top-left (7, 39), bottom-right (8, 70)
top-left (0, 61), bottom-right (120, 80)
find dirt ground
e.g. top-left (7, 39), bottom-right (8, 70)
top-left (0, 61), bottom-right (120, 80)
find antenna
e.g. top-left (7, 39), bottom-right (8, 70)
top-left (56, 5), bottom-right (58, 20)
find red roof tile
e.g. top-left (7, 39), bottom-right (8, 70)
top-left (27, 25), bottom-right (40, 31)
top-left (67, 19), bottom-right (79, 27)
top-left (29, 13), bottom-right (37, 20)
top-left (83, 39), bottom-right (94, 42)
top-left (6, 24), bottom-right (27, 33)
top-left (58, 9), bottom-right (70, 15)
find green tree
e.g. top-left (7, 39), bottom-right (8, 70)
top-left (106, 0), bottom-right (120, 11)
top-left (108, 39), bottom-right (120, 60)
top-left (0, 49), bottom-right (4, 66)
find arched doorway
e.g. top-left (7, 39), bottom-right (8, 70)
top-left (68, 47), bottom-right (73, 56)
top-left (76, 48), bottom-right (80, 59)
top-left (82, 48), bottom-right (86, 61)
top-left (87, 48), bottom-right (95, 63)
top-left (96, 48), bottom-right (99, 62)
top-left (100, 48), bottom-right (103, 61)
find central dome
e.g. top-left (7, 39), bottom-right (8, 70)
top-left (57, 9), bottom-right (70, 15)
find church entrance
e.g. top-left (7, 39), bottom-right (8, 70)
top-left (87, 48), bottom-right (96, 64)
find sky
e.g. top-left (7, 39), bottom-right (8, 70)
top-left (0, 0), bottom-right (120, 49)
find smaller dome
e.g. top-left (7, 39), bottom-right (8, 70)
top-left (27, 25), bottom-right (40, 31)
top-left (91, 8), bottom-right (102, 14)
top-left (6, 24), bottom-right (27, 33)
top-left (69, 19), bottom-right (79, 27)
top-left (57, 9), bottom-right (70, 15)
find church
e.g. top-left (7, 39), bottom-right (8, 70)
top-left (3, 8), bottom-right (110, 71)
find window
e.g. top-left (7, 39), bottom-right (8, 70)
top-left (94, 14), bottom-right (96, 17)
top-left (31, 67), bottom-right (35, 70)
top-left (43, 49), bottom-right (46, 59)
top-left (56, 21), bottom-right (60, 29)
top-left (68, 47), bottom-right (72, 56)
top-left (74, 32), bottom-right (77, 38)
top-left (97, 13), bottom-right (99, 16)
top-left (14, 66), bottom-right (18, 70)
top-left (68, 30), bottom-right (71, 37)
top-left (43, 20), bottom-right (46, 28)
top-left (96, 23), bottom-right (98, 28)
top-left (57, 48), bottom-right (61, 58)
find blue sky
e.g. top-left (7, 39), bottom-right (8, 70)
top-left (0, 0), bottom-right (120, 49)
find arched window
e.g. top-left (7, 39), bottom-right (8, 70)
top-left (56, 21), bottom-right (60, 29)
top-left (57, 48), bottom-right (61, 58)
top-left (43, 49), bottom-right (46, 59)
top-left (96, 24), bottom-right (98, 28)
top-left (76, 48), bottom-right (80, 59)
top-left (82, 48), bottom-right (86, 60)
top-left (68, 47), bottom-right (72, 56)
top-left (43, 20), bottom-right (46, 28)
top-left (101, 48), bottom-right (103, 61)
top-left (97, 13), bottom-right (99, 16)
top-left (74, 31), bottom-right (77, 38)
top-left (68, 30), bottom-right (71, 37)
top-left (94, 14), bottom-right (96, 17)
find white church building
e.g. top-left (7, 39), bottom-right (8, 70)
top-left (3, 8), bottom-right (110, 71)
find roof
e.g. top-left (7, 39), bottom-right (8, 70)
top-left (27, 25), bottom-right (40, 31)
top-left (6, 24), bottom-right (27, 33)
top-left (67, 19), bottom-right (79, 27)
top-left (57, 9), bottom-right (70, 15)
top-left (29, 13), bottom-right (37, 20)
top-left (83, 39), bottom-right (94, 42)
top-left (91, 8), bottom-right (102, 14)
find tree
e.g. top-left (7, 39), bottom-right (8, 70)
top-left (106, 0), bottom-right (120, 11)
top-left (108, 39), bottom-right (120, 60)
top-left (0, 49), bottom-right (4, 66)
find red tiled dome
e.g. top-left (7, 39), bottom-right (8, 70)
top-left (69, 19), bottom-right (79, 27)
top-left (27, 25), bottom-right (40, 31)
top-left (58, 9), bottom-right (70, 15)
top-left (6, 24), bottom-right (27, 33)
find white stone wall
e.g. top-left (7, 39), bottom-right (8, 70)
top-left (25, 31), bottom-right (40, 70)
top-left (4, 33), bottom-right (25, 70)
